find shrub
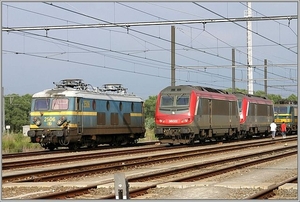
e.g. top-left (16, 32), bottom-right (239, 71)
top-left (145, 117), bottom-right (155, 129)
top-left (2, 133), bottom-right (42, 154)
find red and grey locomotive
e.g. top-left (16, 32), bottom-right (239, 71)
top-left (154, 85), bottom-right (274, 145)
top-left (234, 92), bottom-right (274, 138)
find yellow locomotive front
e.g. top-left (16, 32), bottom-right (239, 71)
top-left (27, 79), bottom-right (87, 150)
top-left (274, 103), bottom-right (298, 135)
top-left (28, 96), bottom-right (79, 150)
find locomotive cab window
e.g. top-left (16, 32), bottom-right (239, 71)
top-left (274, 106), bottom-right (287, 114)
top-left (161, 94), bottom-right (189, 107)
top-left (161, 95), bottom-right (174, 106)
top-left (237, 100), bottom-right (242, 112)
top-left (34, 99), bottom-right (50, 110)
top-left (52, 98), bottom-right (69, 110)
top-left (176, 94), bottom-right (189, 106)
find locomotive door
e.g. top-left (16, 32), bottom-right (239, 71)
top-left (254, 104), bottom-right (258, 123)
top-left (208, 99), bottom-right (212, 126)
top-left (75, 97), bottom-right (83, 134)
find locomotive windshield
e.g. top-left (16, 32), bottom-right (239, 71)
top-left (160, 94), bottom-right (189, 106)
top-left (52, 98), bottom-right (69, 110)
top-left (34, 98), bottom-right (69, 110)
top-left (176, 94), bottom-right (189, 105)
top-left (161, 95), bottom-right (174, 106)
top-left (34, 99), bottom-right (50, 110)
top-left (274, 106), bottom-right (288, 114)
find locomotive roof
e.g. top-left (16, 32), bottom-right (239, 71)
top-left (160, 85), bottom-right (237, 100)
top-left (274, 103), bottom-right (297, 107)
top-left (161, 85), bottom-right (229, 94)
top-left (32, 79), bottom-right (143, 102)
top-left (233, 92), bottom-right (273, 104)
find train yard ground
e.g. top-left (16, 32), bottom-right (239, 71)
top-left (2, 136), bottom-right (298, 200)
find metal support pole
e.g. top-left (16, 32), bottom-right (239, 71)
top-left (264, 59), bottom-right (267, 95)
top-left (1, 87), bottom-right (4, 134)
top-left (171, 26), bottom-right (175, 86)
top-left (246, 2), bottom-right (253, 95)
top-left (114, 173), bottom-right (129, 199)
top-left (232, 48), bottom-right (236, 92)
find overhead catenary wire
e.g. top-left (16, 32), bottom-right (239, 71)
top-left (192, 2), bottom-right (297, 54)
top-left (2, 2), bottom-right (297, 95)
top-left (47, 2), bottom-right (296, 87)
top-left (3, 2), bottom-right (296, 69)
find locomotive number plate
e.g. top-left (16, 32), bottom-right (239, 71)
top-left (44, 117), bottom-right (56, 122)
top-left (83, 100), bottom-right (90, 108)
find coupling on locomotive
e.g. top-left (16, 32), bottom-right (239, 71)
top-left (27, 79), bottom-right (145, 150)
top-left (154, 85), bottom-right (275, 145)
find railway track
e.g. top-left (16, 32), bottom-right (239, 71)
top-left (2, 144), bottom-right (167, 170)
top-left (29, 145), bottom-right (297, 199)
top-left (3, 137), bottom-right (296, 171)
top-left (246, 176), bottom-right (298, 199)
top-left (3, 138), bottom-right (296, 183)
top-left (2, 137), bottom-right (297, 199)
top-left (1, 141), bottom-right (159, 159)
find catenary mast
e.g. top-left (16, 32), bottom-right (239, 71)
top-left (246, 2), bottom-right (253, 95)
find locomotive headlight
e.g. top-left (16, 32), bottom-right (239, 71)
top-left (57, 116), bottom-right (67, 126)
top-left (157, 118), bottom-right (165, 123)
top-left (240, 113), bottom-right (244, 121)
top-left (33, 117), bottom-right (41, 126)
top-left (180, 118), bottom-right (190, 123)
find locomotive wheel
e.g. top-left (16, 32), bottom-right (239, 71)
top-left (47, 145), bottom-right (56, 151)
top-left (68, 143), bottom-right (80, 151)
top-left (238, 133), bottom-right (245, 140)
top-left (88, 141), bottom-right (97, 148)
top-left (128, 139), bottom-right (138, 145)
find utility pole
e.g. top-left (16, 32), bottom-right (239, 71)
top-left (171, 26), bottom-right (175, 86)
top-left (264, 59), bottom-right (268, 95)
top-left (232, 48), bottom-right (236, 92)
top-left (1, 87), bottom-right (4, 134)
top-left (246, 2), bottom-right (253, 95)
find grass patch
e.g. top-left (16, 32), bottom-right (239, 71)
top-left (2, 133), bottom-right (42, 154)
top-left (2, 129), bottom-right (157, 153)
top-left (140, 129), bottom-right (158, 142)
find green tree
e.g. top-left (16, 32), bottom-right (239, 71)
top-left (144, 95), bottom-right (157, 129)
top-left (266, 94), bottom-right (283, 104)
top-left (226, 88), bottom-right (247, 94)
top-left (4, 94), bottom-right (32, 132)
top-left (287, 94), bottom-right (297, 103)
top-left (226, 88), bottom-right (289, 104)
top-left (254, 90), bottom-right (268, 98)
top-left (144, 95), bottom-right (157, 119)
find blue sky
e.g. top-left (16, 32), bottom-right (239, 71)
top-left (1, 1), bottom-right (298, 100)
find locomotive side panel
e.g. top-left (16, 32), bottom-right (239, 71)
top-left (195, 98), bottom-right (209, 128)
top-left (194, 98), bottom-right (239, 135)
top-left (77, 98), bottom-right (145, 146)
